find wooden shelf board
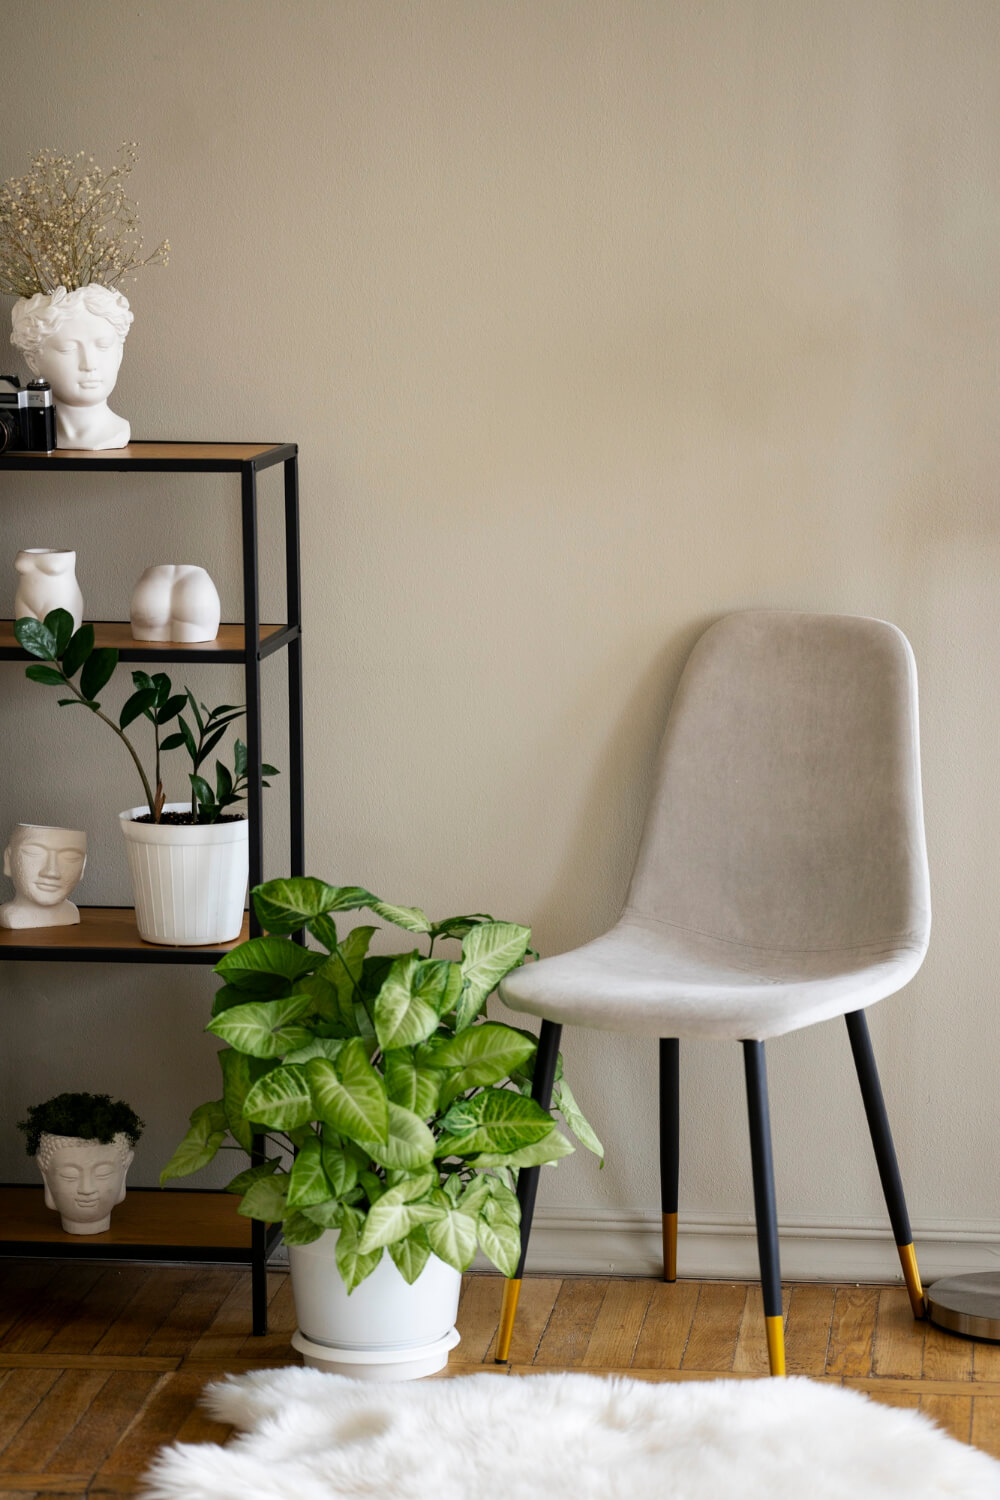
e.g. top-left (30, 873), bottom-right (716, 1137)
top-left (0, 1186), bottom-right (253, 1250)
top-left (0, 620), bottom-right (286, 657)
top-left (0, 906), bottom-right (249, 961)
top-left (0, 440), bottom-right (288, 464)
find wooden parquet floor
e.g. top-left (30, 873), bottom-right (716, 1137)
top-left (1, 1260), bottom-right (999, 1493)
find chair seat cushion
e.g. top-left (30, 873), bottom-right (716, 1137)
top-left (498, 910), bottom-right (927, 1041)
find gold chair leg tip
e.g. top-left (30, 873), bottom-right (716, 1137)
top-left (496, 1277), bottom-right (522, 1363)
top-left (662, 1211), bottom-right (678, 1283)
top-left (765, 1314), bottom-right (786, 1377)
top-left (897, 1243), bottom-right (925, 1320)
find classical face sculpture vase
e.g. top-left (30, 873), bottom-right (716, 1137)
top-left (10, 285), bottom-right (133, 451)
top-left (0, 824), bottom-right (87, 929)
top-left (14, 548), bottom-right (84, 633)
top-left (36, 1132), bottom-right (134, 1234)
top-left (130, 563), bottom-right (221, 643)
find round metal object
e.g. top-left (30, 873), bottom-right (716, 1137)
top-left (926, 1272), bottom-right (1000, 1342)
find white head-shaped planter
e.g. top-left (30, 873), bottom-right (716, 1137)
top-left (0, 823), bottom-right (87, 929)
top-left (37, 1131), bottom-right (134, 1234)
top-left (10, 284), bottom-right (133, 451)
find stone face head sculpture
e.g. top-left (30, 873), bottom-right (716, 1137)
top-left (0, 823), bottom-right (87, 929)
top-left (10, 284), bottom-right (133, 451)
top-left (36, 1132), bottom-right (134, 1234)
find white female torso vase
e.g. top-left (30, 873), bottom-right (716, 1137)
top-left (14, 548), bottom-right (84, 632)
top-left (9, 285), bottom-right (133, 451)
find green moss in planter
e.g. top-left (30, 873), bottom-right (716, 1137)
top-left (17, 1093), bottom-right (144, 1156)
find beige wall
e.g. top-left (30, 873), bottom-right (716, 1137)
top-left (2, 0), bottom-right (999, 1278)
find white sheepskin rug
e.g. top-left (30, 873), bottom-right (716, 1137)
top-left (139, 1366), bottom-right (1000, 1500)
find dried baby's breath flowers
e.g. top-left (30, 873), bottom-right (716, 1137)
top-left (0, 142), bottom-right (169, 299)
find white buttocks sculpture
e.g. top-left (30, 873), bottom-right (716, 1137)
top-left (130, 564), bottom-right (221, 643)
top-left (10, 284), bottom-right (133, 451)
top-left (0, 824), bottom-right (87, 929)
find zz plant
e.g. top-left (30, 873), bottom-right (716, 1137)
top-left (14, 609), bottom-right (276, 821)
top-left (162, 877), bottom-right (601, 1291)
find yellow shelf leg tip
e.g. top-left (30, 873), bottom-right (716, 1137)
top-left (495, 1277), bottom-right (521, 1363)
top-left (898, 1242), bottom-right (926, 1320)
top-left (766, 1314), bottom-right (786, 1377)
top-left (662, 1212), bottom-right (678, 1282)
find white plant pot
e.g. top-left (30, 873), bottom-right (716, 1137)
top-left (119, 803), bottom-right (248, 946)
top-left (288, 1230), bottom-right (462, 1381)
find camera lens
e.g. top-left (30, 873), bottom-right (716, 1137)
top-left (0, 411), bottom-right (18, 455)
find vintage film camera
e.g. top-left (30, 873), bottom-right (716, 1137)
top-left (0, 376), bottom-right (56, 454)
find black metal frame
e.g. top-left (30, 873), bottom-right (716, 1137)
top-left (0, 441), bottom-right (305, 1335)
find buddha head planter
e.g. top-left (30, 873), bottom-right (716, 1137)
top-left (18, 1092), bottom-right (144, 1236)
top-left (10, 284), bottom-right (133, 451)
top-left (0, 823), bottom-right (86, 929)
top-left (37, 1131), bottom-right (134, 1234)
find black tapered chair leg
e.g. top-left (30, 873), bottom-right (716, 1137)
top-left (743, 1040), bottom-right (786, 1376)
top-left (845, 1008), bottom-right (925, 1319)
top-left (659, 1038), bottom-right (680, 1281)
top-left (495, 1018), bottom-right (563, 1363)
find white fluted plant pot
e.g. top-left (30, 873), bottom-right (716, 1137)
top-left (119, 803), bottom-right (248, 946)
top-left (288, 1230), bottom-right (462, 1381)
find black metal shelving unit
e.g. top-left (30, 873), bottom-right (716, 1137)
top-left (0, 441), bottom-right (304, 1335)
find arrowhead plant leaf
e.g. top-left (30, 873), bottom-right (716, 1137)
top-left (476, 1212), bottom-right (521, 1277)
top-left (355, 1102), bottom-right (437, 1170)
top-left (237, 1170), bottom-right (291, 1221)
top-left (252, 877), bottom-right (345, 934)
top-left (207, 992), bottom-right (315, 1058)
top-left (242, 1064), bottom-right (314, 1132)
top-left (306, 1039), bottom-right (389, 1143)
top-left (214, 936), bottom-right (319, 994)
top-left (373, 955), bottom-right (441, 1050)
top-left (426, 1206), bottom-right (479, 1271)
top-left (388, 1228), bottom-right (432, 1284)
top-left (287, 1134), bottom-right (332, 1208)
top-left (460, 922), bottom-right (531, 1010)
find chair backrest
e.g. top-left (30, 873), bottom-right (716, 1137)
top-left (626, 612), bottom-right (931, 956)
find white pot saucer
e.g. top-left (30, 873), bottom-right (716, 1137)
top-left (290, 1326), bottom-right (460, 1381)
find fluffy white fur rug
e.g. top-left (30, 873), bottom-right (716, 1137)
top-left (140, 1366), bottom-right (1000, 1500)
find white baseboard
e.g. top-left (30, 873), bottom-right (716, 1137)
top-left (515, 1208), bottom-right (1000, 1284)
top-left (270, 1209), bottom-right (1000, 1283)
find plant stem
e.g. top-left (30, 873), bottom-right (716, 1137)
top-left (63, 671), bottom-right (156, 814)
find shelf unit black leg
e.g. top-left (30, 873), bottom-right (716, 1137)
top-left (241, 459), bottom-right (269, 1335)
top-left (241, 462), bottom-right (264, 920)
top-left (284, 454), bottom-right (305, 885)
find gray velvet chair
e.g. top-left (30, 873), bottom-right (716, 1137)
top-left (497, 611), bottom-right (931, 1376)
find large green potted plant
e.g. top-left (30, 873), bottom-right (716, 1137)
top-left (14, 608), bottom-right (277, 945)
top-left (162, 876), bottom-right (601, 1377)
